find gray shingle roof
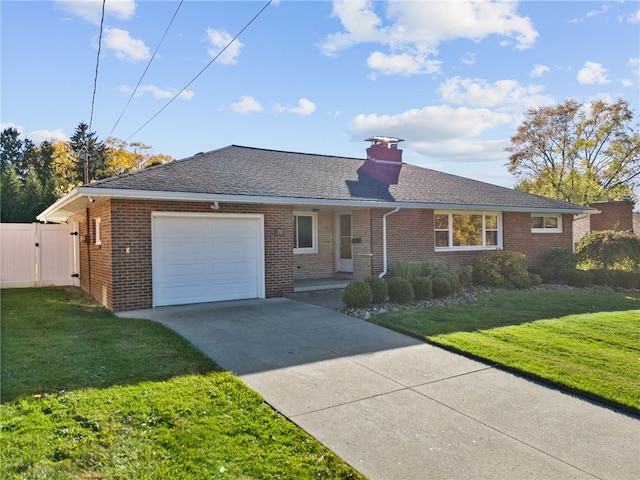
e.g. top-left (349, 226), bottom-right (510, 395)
top-left (84, 145), bottom-right (586, 212)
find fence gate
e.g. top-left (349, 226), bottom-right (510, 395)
top-left (0, 223), bottom-right (79, 288)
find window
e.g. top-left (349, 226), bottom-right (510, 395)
top-left (293, 212), bottom-right (317, 253)
top-left (531, 214), bottom-right (562, 233)
top-left (434, 212), bottom-right (501, 250)
top-left (94, 218), bottom-right (102, 246)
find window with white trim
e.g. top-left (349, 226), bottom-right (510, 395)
top-left (531, 214), bottom-right (562, 233)
top-left (94, 218), bottom-right (102, 246)
top-left (293, 212), bottom-right (317, 254)
top-left (434, 212), bottom-right (502, 250)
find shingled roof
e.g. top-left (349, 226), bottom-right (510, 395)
top-left (38, 145), bottom-right (589, 223)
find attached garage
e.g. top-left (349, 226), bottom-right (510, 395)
top-left (152, 212), bottom-right (265, 307)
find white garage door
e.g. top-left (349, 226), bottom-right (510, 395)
top-left (152, 213), bottom-right (264, 307)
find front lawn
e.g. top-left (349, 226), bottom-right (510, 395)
top-left (370, 288), bottom-right (640, 412)
top-left (0, 287), bottom-right (363, 479)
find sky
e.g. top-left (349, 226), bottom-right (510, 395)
top-left (2, 0), bottom-right (639, 191)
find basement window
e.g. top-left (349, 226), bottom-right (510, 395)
top-left (293, 212), bottom-right (317, 254)
top-left (434, 212), bottom-right (502, 251)
top-left (531, 214), bottom-right (562, 233)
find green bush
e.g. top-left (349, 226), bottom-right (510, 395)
top-left (394, 260), bottom-right (451, 283)
top-left (542, 248), bottom-right (577, 278)
top-left (387, 277), bottom-right (414, 304)
top-left (342, 281), bottom-right (373, 308)
top-left (590, 269), bottom-right (640, 289)
top-left (528, 272), bottom-right (543, 287)
top-left (528, 266), bottom-right (554, 284)
top-left (450, 265), bottom-right (473, 289)
top-left (412, 276), bottom-right (433, 301)
top-left (472, 250), bottom-right (531, 289)
top-left (577, 230), bottom-right (640, 271)
top-left (364, 276), bottom-right (388, 304)
top-left (431, 272), bottom-right (455, 298)
top-left (557, 269), bottom-right (594, 288)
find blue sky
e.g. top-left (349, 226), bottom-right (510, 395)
top-left (2, 0), bottom-right (639, 189)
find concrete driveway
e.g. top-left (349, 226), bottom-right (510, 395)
top-left (119, 298), bottom-right (640, 480)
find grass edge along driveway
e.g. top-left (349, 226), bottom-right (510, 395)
top-left (370, 288), bottom-right (640, 413)
top-left (0, 287), bottom-right (364, 479)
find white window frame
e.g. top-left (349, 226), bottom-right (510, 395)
top-left (293, 211), bottom-right (318, 254)
top-left (434, 211), bottom-right (503, 251)
top-left (94, 218), bottom-right (102, 246)
top-left (531, 214), bottom-right (563, 233)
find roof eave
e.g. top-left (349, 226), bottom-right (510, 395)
top-left (41, 187), bottom-right (592, 217)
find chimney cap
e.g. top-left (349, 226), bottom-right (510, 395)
top-left (365, 136), bottom-right (404, 146)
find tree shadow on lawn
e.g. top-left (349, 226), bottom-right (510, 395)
top-left (369, 287), bottom-right (640, 337)
top-left (0, 287), bottom-right (221, 403)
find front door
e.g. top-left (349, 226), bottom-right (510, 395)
top-left (337, 213), bottom-right (353, 272)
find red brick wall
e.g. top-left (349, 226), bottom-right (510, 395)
top-left (294, 212), bottom-right (335, 280)
top-left (370, 208), bottom-right (575, 276)
top-left (503, 212), bottom-right (573, 266)
top-left (589, 200), bottom-right (634, 232)
top-left (77, 199), bottom-right (293, 311)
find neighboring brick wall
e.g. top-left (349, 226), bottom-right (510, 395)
top-left (294, 212), bottom-right (334, 280)
top-left (589, 200), bottom-right (634, 232)
top-left (77, 199), bottom-right (293, 311)
top-left (503, 212), bottom-right (573, 266)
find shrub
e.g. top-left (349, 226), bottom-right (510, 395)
top-left (364, 276), bottom-right (388, 304)
top-left (528, 266), bottom-right (554, 284)
top-left (450, 265), bottom-right (473, 289)
top-left (472, 250), bottom-right (531, 289)
top-left (394, 260), bottom-right (451, 283)
top-left (431, 272), bottom-right (455, 298)
top-left (556, 269), bottom-right (594, 288)
top-left (590, 269), bottom-right (640, 289)
top-left (528, 272), bottom-right (543, 287)
top-left (342, 281), bottom-right (373, 308)
top-left (387, 277), bottom-right (414, 304)
top-left (542, 248), bottom-right (577, 278)
top-left (412, 276), bottom-right (433, 301)
top-left (577, 230), bottom-right (640, 271)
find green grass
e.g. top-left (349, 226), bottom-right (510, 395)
top-left (0, 287), bottom-right (363, 479)
top-left (370, 288), bottom-right (640, 412)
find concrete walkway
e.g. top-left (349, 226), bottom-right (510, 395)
top-left (119, 298), bottom-right (640, 480)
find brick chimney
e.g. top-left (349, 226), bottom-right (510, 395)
top-left (359, 136), bottom-right (404, 185)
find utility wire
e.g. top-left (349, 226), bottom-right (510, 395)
top-left (108, 0), bottom-right (184, 139)
top-left (125, 0), bottom-right (273, 142)
top-left (89, 0), bottom-right (107, 133)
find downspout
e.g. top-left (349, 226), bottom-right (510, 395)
top-left (378, 206), bottom-right (400, 278)
top-left (86, 208), bottom-right (92, 296)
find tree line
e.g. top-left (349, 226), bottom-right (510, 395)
top-left (0, 122), bottom-right (172, 223)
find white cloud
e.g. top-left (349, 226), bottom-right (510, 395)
top-left (230, 96), bottom-right (262, 114)
top-left (577, 61), bottom-right (610, 85)
top-left (207, 28), bottom-right (243, 65)
top-left (349, 104), bottom-right (511, 143)
top-left (530, 64), bottom-right (550, 78)
top-left (321, 0), bottom-right (538, 76)
top-left (27, 129), bottom-right (69, 144)
top-left (273, 98), bottom-right (317, 116)
top-left (628, 9), bottom-right (640, 23)
top-left (55, 0), bottom-right (136, 24)
top-left (438, 77), bottom-right (553, 110)
top-left (122, 84), bottom-right (194, 100)
top-left (460, 52), bottom-right (476, 66)
top-left (0, 123), bottom-right (68, 144)
top-left (367, 51), bottom-right (441, 76)
top-left (103, 28), bottom-right (150, 63)
top-left (629, 57), bottom-right (640, 76)
top-left (289, 98), bottom-right (316, 116)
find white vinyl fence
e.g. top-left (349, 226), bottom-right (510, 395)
top-left (0, 223), bottom-right (79, 288)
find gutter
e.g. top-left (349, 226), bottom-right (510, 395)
top-left (378, 206), bottom-right (400, 278)
top-left (37, 187), bottom-right (595, 223)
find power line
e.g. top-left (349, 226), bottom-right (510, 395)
top-left (124, 0), bottom-right (273, 142)
top-left (89, 0), bottom-right (107, 134)
top-left (108, 0), bottom-right (185, 139)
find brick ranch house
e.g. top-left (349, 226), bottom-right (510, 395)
top-left (37, 137), bottom-right (591, 312)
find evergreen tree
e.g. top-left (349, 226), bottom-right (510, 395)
top-left (69, 122), bottom-right (108, 183)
